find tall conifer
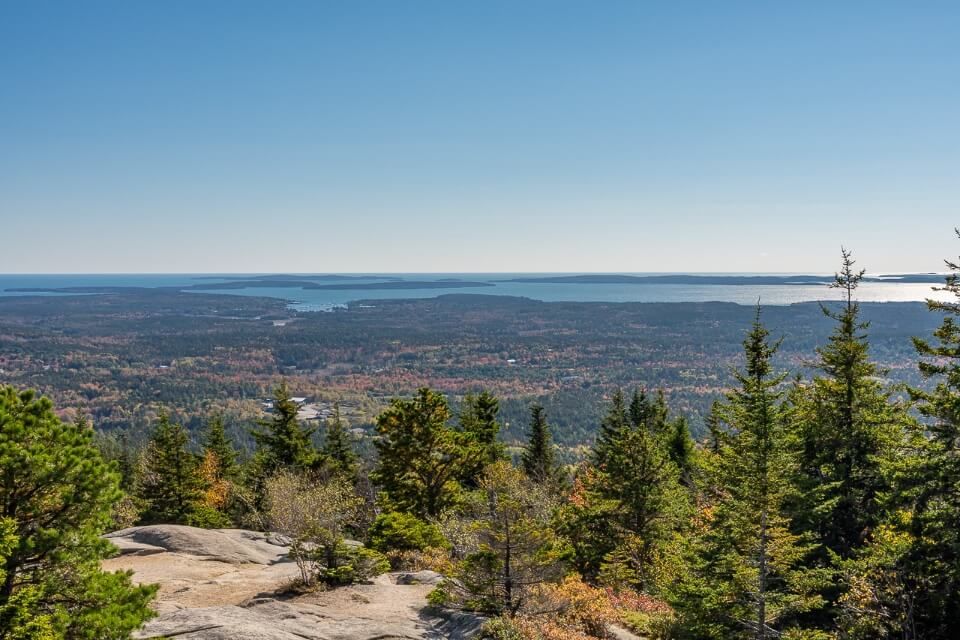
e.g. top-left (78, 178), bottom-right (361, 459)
top-left (592, 388), bottom-right (628, 467)
top-left (792, 250), bottom-right (909, 563)
top-left (251, 381), bottom-right (319, 473)
top-left (321, 403), bottom-right (358, 478)
top-left (521, 404), bottom-right (560, 485)
top-left (677, 310), bottom-right (828, 639)
top-left (140, 413), bottom-right (203, 524)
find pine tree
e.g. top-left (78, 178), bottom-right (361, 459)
top-left (792, 249), bottom-right (910, 562)
top-left (251, 381), bottom-right (319, 473)
top-left (202, 414), bottom-right (237, 480)
top-left (140, 413), bottom-right (203, 524)
top-left (372, 388), bottom-right (469, 518)
top-left (0, 386), bottom-right (156, 639)
top-left (676, 310), bottom-right (828, 639)
top-left (521, 404), bottom-right (561, 485)
top-left (321, 403), bottom-right (358, 478)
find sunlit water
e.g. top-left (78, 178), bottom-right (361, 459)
top-left (0, 274), bottom-right (951, 312)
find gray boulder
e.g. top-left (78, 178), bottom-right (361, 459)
top-left (106, 525), bottom-right (289, 565)
top-left (396, 570), bottom-right (444, 585)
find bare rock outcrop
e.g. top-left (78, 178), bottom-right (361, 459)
top-left (104, 525), bottom-right (483, 640)
top-left (106, 526), bottom-right (289, 564)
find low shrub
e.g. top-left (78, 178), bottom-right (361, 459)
top-left (368, 511), bottom-right (447, 553)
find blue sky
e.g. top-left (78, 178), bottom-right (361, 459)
top-left (1, 1), bottom-right (957, 273)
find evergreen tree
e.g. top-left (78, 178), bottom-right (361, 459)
top-left (651, 389), bottom-right (670, 435)
top-left (792, 249), bottom-right (910, 562)
top-left (704, 400), bottom-right (726, 455)
top-left (372, 388), bottom-right (469, 518)
top-left (202, 414), bottom-right (237, 480)
top-left (0, 386), bottom-right (156, 639)
top-left (597, 423), bottom-right (689, 591)
top-left (321, 403), bottom-right (358, 478)
top-left (676, 311), bottom-right (828, 639)
top-left (140, 413), bottom-right (203, 524)
top-left (852, 230), bottom-right (960, 637)
top-left (665, 416), bottom-right (696, 488)
top-left (629, 388), bottom-right (652, 430)
top-left (520, 404), bottom-right (561, 485)
top-left (457, 391), bottom-right (506, 487)
top-left (251, 381), bottom-right (319, 473)
top-left (433, 462), bottom-right (565, 615)
top-left (563, 395), bottom-right (688, 586)
top-left (592, 388), bottom-right (628, 467)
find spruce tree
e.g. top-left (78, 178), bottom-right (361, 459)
top-left (140, 413), bottom-right (203, 524)
top-left (863, 230), bottom-right (960, 637)
top-left (665, 416), bottom-right (696, 488)
top-left (704, 400), bottom-right (726, 455)
top-left (202, 414), bottom-right (237, 480)
top-left (457, 391), bottom-right (506, 487)
top-left (251, 381), bottom-right (319, 473)
top-left (321, 403), bottom-right (358, 478)
top-left (372, 388), bottom-right (469, 518)
top-left (597, 422), bottom-right (688, 591)
top-left (629, 388), bottom-right (652, 430)
top-left (592, 388), bottom-right (628, 467)
top-left (792, 249), bottom-right (910, 562)
top-left (650, 389), bottom-right (670, 435)
top-left (676, 311), bottom-right (828, 639)
top-left (0, 386), bottom-right (156, 639)
top-left (563, 393), bottom-right (688, 586)
top-left (521, 404), bottom-right (561, 485)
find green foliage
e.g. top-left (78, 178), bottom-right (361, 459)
top-left (561, 392), bottom-right (689, 588)
top-left (458, 391), bottom-right (507, 485)
top-left (265, 470), bottom-right (379, 586)
top-left (202, 414), bottom-right (238, 479)
top-left (478, 617), bottom-right (524, 640)
top-left (674, 311), bottom-right (829, 639)
top-left (436, 461), bottom-right (566, 615)
top-left (0, 386), bottom-right (156, 639)
top-left (139, 413), bottom-right (203, 524)
top-left (791, 249), bottom-right (911, 566)
top-left (251, 381), bottom-right (321, 474)
top-left (319, 545), bottom-right (390, 585)
top-left (186, 504), bottom-right (233, 529)
top-left (321, 403), bottom-right (359, 479)
top-left (592, 388), bottom-right (628, 467)
top-left (368, 511), bottom-right (446, 553)
top-left (664, 416), bottom-right (696, 487)
top-left (372, 388), bottom-right (471, 518)
top-left (520, 404), bottom-right (563, 486)
top-left (863, 230), bottom-right (960, 637)
top-left (834, 519), bottom-right (919, 639)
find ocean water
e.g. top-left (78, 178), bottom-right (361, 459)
top-left (0, 273), bottom-right (950, 312)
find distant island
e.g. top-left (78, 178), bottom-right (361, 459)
top-left (497, 273), bottom-right (944, 285)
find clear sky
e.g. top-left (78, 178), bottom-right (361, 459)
top-left (1, 1), bottom-right (957, 274)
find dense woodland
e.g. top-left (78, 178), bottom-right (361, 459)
top-left (4, 245), bottom-right (960, 639)
top-left (0, 279), bottom-right (940, 451)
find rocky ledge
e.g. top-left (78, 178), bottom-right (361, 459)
top-left (103, 525), bottom-right (483, 640)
